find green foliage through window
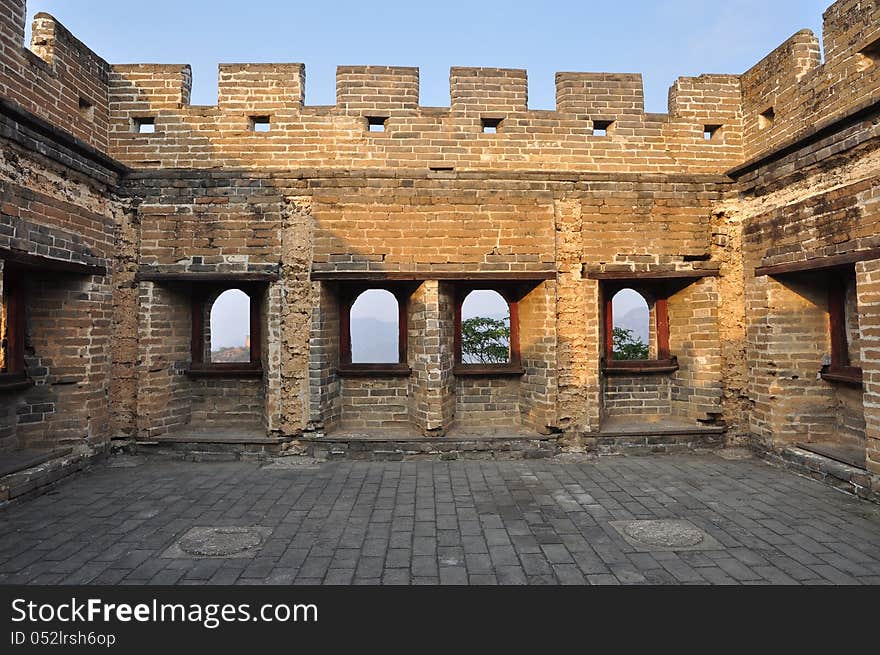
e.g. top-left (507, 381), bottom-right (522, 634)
top-left (612, 327), bottom-right (649, 360)
top-left (461, 315), bottom-right (510, 364)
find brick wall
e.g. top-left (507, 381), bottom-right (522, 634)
top-left (518, 281), bottom-right (557, 433)
top-left (603, 375), bottom-right (671, 417)
top-left (339, 377), bottom-right (411, 431)
top-left (104, 59), bottom-right (746, 173)
top-left (454, 377), bottom-right (522, 430)
top-left (668, 276), bottom-right (724, 422)
top-left (135, 282), bottom-right (191, 438)
top-left (857, 259), bottom-right (880, 476)
top-left (741, 0), bottom-right (880, 162)
top-left (0, 1), bottom-right (110, 151)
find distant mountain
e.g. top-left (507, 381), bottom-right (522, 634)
top-left (616, 308), bottom-right (650, 344)
top-left (212, 346), bottom-right (249, 363)
top-left (351, 318), bottom-right (399, 362)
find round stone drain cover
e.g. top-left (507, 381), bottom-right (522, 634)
top-left (622, 520), bottom-right (705, 548)
top-left (178, 527), bottom-right (265, 557)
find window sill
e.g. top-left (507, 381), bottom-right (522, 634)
top-left (0, 375), bottom-right (34, 393)
top-left (454, 365), bottom-right (525, 377)
top-left (603, 358), bottom-right (679, 376)
top-left (338, 363), bottom-right (412, 378)
top-left (186, 364), bottom-right (264, 378)
top-left (820, 365), bottom-right (863, 387)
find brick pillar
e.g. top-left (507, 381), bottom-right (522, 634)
top-left (276, 195), bottom-right (315, 436)
top-left (857, 259), bottom-right (880, 477)
top-left (408, 281), bottom-right (449, 436)
top-left (518, 280), bottom-right (558, 433)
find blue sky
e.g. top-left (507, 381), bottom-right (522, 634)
top-left (26, 0), bottom-right (828, 113)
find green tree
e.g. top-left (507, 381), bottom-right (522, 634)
top-left (461, 315), bottom-right (510, 364)
top-left (612, 327), bottom-right (649, 360)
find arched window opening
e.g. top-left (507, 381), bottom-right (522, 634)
top-left (209, 289), bottom-right (251, 363)
top-left (611, 288), bottom-right (649, 361)
top-left (350, 289), bottom-right (400, 364)
top-left (460, 290), bottom-right (511, 364)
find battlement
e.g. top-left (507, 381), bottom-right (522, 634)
top-left (0, 0), bottom-right (878, 173)
top-left (0, 2), bottom-right (110, 151)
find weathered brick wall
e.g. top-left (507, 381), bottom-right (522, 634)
top-left (518, 281), bottom-right (557, 433)
top-left (0, 1), bottom-right (110, 151)
top-left (741, 0), bottom-right (880, 162)
top-left (339, 377), bottom-right (410, 431)
top-left (309, 282), bottom-right (341, 431)
top-left (737, 100), bottom-right (879, 461)
top-left (668, 276), bottom-right (723, 422)
top-left (0, 0), bottom-right (878, 503)
top-left (135, 282), bottom-right (191, 438)
top-left (603, 375), bottom-right (671, 416)
top-left (0, 105), bottom-right (122, 454)
top-left (454, 377), bottom-right (521, 429)
top-left (105, 61), bottom-right (745, 173)
top-left (185, 378), bottom-right (265, 429)
top-left (858, 259), bottom-right (880, 476)
top-left (12, 272), bottom-right (112, 450)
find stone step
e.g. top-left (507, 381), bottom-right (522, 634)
top-left (587, 427), bottom-right (725, 455)
top-left (304, 434), bottom-right (560, 461)
top-left (0, 448), bottom-right (99, 504)
top-left (133, 434), bottom-right (292, 461)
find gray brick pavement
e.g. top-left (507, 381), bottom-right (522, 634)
top-left (0, 454), bottom-right (878, 585)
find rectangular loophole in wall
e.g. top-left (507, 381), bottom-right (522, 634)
top-left (250, 115), bottom-right (271, 132)
top-left (758, 107), bottom-right (775, 130)
top-left (78, 97), bottom-right (94, 122)
top-left (703, 124), bottom-right (722, 141)
top-left (592, 119), bottom-right (614, 137)
top-left (133, 117), bottom-right (155, 134)
top-left (857, 36), bottom-right (880, 72)
top-left (481, 117), bottom-right (503, 133)
top-left (367, 116), bottom-right (388, 132)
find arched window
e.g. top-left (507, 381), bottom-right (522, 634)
top-left (190, 283), bottom-right (263, 374)
top-left (611, 288), bottom-right (649, 361)
top-left (602, 281), bottom-right (673, 372)
top-left (349, 289), bottom-right (400, 364)
top-left (454, 285), bottom-right (521, 373)
top-left (338, 284), bottom-right (409, 374)
top-left (460, 290), bottom-right (511, 364)
top-left (208, 289), bottom-right (251, 363)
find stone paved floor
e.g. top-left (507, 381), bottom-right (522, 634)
top-left (1, 453), bottom-right (879, 585)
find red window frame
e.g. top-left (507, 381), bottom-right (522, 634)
top-left (189, 283), bottom-right (263, 377)
top-left (821, 269), bottom-right (862, 386)
top-left (338, 284), bottom-right (411, 377)
top-left (1, 267), bottom-right (25, 377)
top-left (602, 282), bottom-right (678, 374)
top-left (453, 284), bottom-right (523, 376)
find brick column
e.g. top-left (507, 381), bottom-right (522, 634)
top-left (408, 281), bottom-right (450, 436)
top-left (857, 259), bottom-right (880, 479)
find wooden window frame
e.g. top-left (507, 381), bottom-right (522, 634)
top-left (188, 283), bottom-right (264, 377)
top-left (338, 284), bottom-right (412, 377)
top-left (0, 265), bottom-right (30, 391)
top-left (821, 270), bottom-right (863, 386)
top-left (453, 284), bottom-right (523, 377)
top-left (602, 282), bottom-right (678, 375)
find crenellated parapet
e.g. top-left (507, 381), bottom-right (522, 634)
top-left (104, 62), bottom-right (746, 173)
top-left (0, 0), bottom-right (877, 174)
top-left (0, 1), bottom-right (110, 151)
top-left (740, 0), bottom-right (880, 161)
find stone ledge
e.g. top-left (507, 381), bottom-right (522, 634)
top-left (0, 447), bottom-right (105, 506)
top-left (584, 430), bottom-right (725, 455)
top-left (304, 435), bottom-right (560, 461)
top-left (760, 445), bottom-right (880, 504)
